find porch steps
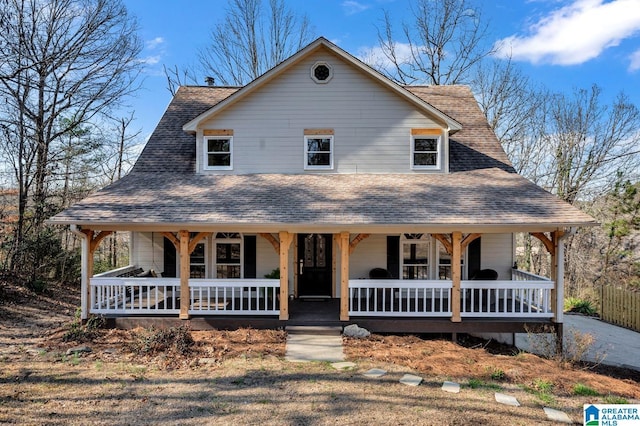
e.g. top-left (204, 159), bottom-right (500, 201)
top-left (285, 325), bottom-right (344, 362)
top-left (286, 325), bottom-right (342, 336)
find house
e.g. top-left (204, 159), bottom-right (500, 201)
top-left (50, 38), bottom-right (596, 336)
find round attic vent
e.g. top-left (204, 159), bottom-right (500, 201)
top-left (311, 61), bottom-right (332, 83)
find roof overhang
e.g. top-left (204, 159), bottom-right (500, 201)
top-left (182, 37), bottom-right (462, 134)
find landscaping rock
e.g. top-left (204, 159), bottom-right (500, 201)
top-left (342, 324), bottom-right (370, 338)
top-left (66, 346), bottom-right (91, 356)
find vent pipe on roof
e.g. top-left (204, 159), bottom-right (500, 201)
top-left (204, 76), bottom-right (215, 86)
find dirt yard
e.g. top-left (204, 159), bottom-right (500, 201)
top-left (1, 281), bottom-right (639, 425)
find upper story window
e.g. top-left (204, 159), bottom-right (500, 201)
top-left (204, 133), bottom-right (233, 170)
top-left (304, 129), bottom-right (334, 170)
top-left (411, 129), bottom-right (442, 170)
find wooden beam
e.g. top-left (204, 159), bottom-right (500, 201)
top-left (340, 231), bottom-right (350, 321)
top-left (304, 128), bottom-right (334, 135)
top-left (550, 230), bottom-right (560, 323)
top-left (433, 234), bottom-right (452, 255)
top-left (411, 128), bottom-right (442, 136)
top-left (278, 231), bottom-right (294, 320)
top-left (461, 233), bottom-right (482, 251)
top-left (161, 232), bottom-right (180, 251)
top-left (451, 232), bottom-right (462, 323)
top-left (349, 233), bottom-right (370, 254)
top-left (259, 233), bottom-right (280, 254)
top-left (203, 129), bottom-right (233, 136)
top-left (531, 232), bottom-right (555, 256)
top-left (179, 230), bottom-right (190, 320)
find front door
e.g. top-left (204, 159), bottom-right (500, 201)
top-left (298, 234), bottom-right (332, 297)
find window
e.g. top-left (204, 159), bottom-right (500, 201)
top-left (304, 135), bottom-right (333, 169)
top-left (437, 241), bottom-right (465, 280)
top-left (310, 61), bottom-right (333, 83)
top-left (411, 135), bottom-right (441, 170)
top-left (190, 239), bottom-right (206, 278)
top-left (215, 232), bottom-right (242, 278)
top-left (204, 136), bottom-right (232, 170)
top-left (401, 234), bottom-right (429, 279)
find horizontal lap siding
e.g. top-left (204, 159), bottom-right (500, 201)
top-left (200, 49), bottom-right (443, 174)
top-left (256, 235), bottom-right (280, 279)
top-left (480, 234), bottom-right (514, 280)
top-left (131, 232), bottom-right (164, 274)
top-left (349, 235), bottom-right (387, 279)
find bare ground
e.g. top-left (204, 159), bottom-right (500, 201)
top-left (1, 280), bottom-right (639, 425)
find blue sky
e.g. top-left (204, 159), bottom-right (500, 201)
top-left (122, 0), bottom-right (640, 140)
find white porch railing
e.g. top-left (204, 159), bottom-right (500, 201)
top-left (189, 279), bottom-right (279, 315)
top-left (91, 277), bottom-right (180, 315)
top-left (349, 280), bottom-right (452, 317)
top-left (461, 278), bottom-right (554, 318)
top-left (89, 277), bottom-right (280, 316)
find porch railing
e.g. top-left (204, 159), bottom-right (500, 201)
top-left (349, 280), bottom-right (452, 317)
top-left (189, 279), bottom-right (279, 315)
top-left (91, 277), bottom-right (180, 315)
top-left (460, 280), bottom-right (554, 317)
top-left (89, 277), bottom-right (279, 316)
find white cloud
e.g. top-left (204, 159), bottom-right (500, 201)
top-left (630, 49), bottom-right (640, 71)
top-left (138, 55), bottom-right (161, 66)
top-left (146, 37), bottom-right (165, 50)
top-left (342, 1), bottom-right (370, 16)
top-left (357, 43), bottom-right (415, 71)
top-left (494, 0), bottom-right (640, 65)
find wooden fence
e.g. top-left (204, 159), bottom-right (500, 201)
top-left (600, 285), bottom-right (640, 332)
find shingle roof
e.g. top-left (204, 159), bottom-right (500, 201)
top-left (50, 83), bottom-right (595, 230)
top-left (51, 168), bottom-right (596, 230)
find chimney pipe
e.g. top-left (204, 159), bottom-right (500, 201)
top-left (204, 76), bottom-right (215, 86)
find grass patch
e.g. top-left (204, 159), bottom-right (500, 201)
top-left (603, 395), bottom-right (629, 404)
top-left (466, 378), bottom-right (502, 390)
top-left (573, 383), bottom-right (599, 396)
top-left (523, 378), bottom-right (556, 406)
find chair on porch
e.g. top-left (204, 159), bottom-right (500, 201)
top-left (468, 269), bottom-right (498, 312)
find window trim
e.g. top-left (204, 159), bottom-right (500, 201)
top-left (310, 61), bottom-right (333, 84)
top-left (410, 134), bottom-right (441, 170)
top-left (304, 134), bottom-right (334, 170)
top-left (203, 135), bottom-right (233, 170)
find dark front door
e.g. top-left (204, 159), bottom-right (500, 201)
top-left (298, 234), bottom-right (332, 297)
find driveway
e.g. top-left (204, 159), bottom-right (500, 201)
top-left (515, 314), bottom-right (640, 371)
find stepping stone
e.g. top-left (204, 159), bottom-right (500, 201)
top-left (399, 374), bottom-right (423, 386)
top-left (494, 392), bottom-right (520, 407)
top-left (543, 407), bottom-right (572, 424)
top-left (331, 361), bottom-right (356, 370)
top-left (442, 381), bottom-right (460, 393)
top-left (363, 368), bottom-right (387, 378)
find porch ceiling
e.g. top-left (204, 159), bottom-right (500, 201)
top-left (49, 168), bottom-right (597, 232)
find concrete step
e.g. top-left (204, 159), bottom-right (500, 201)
top-left (286, 325), bottom-right (342, 336)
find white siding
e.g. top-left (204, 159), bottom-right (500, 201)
top-left (131, 232), bottom-right (164, 274)
top-left (199, 48), bottom-right (446, 174)
top-left (480, 234), bottom-right (514, 280)
top-left (349, 235), bottom-right (388, 279)
top-left (256, 235), bottom-right (279, 279)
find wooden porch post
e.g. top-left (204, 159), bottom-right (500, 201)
top-left (550, 231), bottom-right (558, 323)
top-left (340, 231), bottom-right (350, 321)
top-left (80, 230), bottom-right (112, 320)
top-left (451, 231), bottom-right (462, 322)
top-left (179, 230), bottom-right (190, 320)
top-left (279, 231), bottom-right (294, 320)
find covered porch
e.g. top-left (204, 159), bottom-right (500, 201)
top-left (77, 228), bottom-right (567, 333)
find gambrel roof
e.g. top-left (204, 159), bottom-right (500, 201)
top-left (50, 38), bottom-right (596, 231)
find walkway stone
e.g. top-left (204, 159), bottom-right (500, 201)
top-left (399, 374), bottom-right (423, 386)
top-left (363, 368), bottom-right (387, 378)
top-left (285, 326), bottom-right (344, 362)
top-left (494, 392), bottom-right (520, 407)
top-left (543, 407), bottom-right (572, 424)
top-left (331, 361), bottom-right (356, 370)
top-left (441, 381), bottom-right (460, 393)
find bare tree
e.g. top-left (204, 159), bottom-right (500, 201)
top-left (532, 87), bottom-right (640, 204)
top-left (198, 0), bottom-right (313, 86)
top-left (0, 0), bottom-right (142, 275)
top-left (374, 0), bottom-right (493, 85)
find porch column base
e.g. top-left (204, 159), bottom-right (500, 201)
top-left (179, 313), bottom-right (190, 320)
top-left (450, 316), bottom-right (461, 323)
